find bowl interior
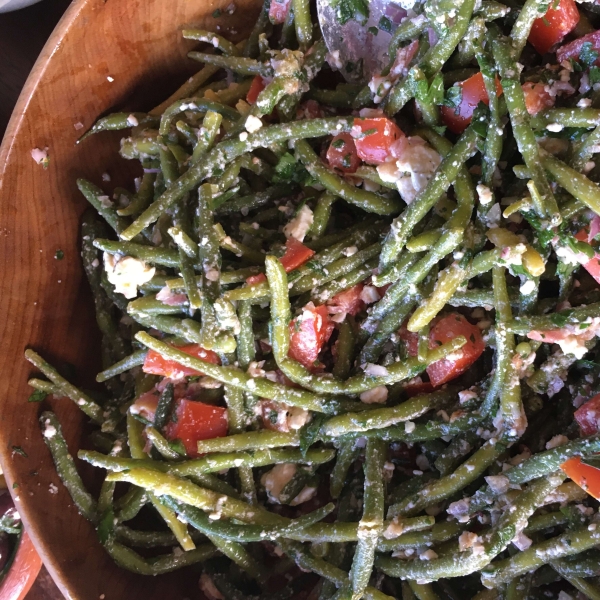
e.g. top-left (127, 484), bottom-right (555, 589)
top-left (0, 0), bottom-right (261, 597)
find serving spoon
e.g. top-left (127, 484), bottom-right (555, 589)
top-left (316, 0), bottom-right (410, 83)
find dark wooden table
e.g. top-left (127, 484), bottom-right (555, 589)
top-left (1, 2), bottom-right (71, 596)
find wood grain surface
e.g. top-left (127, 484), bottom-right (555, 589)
top-left (0, 0), bottom-right (260, 598)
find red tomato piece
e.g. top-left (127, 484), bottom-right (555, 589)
top-left (398, 323), bottom-right (419, 357)
top-left (441, 72), bottom-right (503, 134)
top-left (352, 117), bottom-right (404, 165)
top-left (522, 81), bottom-right (555, 115)
top-left (297, 99), bottom-right (325, 120)
top-left (426, 313), bottom-right (485, 387)
top-left (247, 238), bottom-right (315, 285)
top-left (289, 304), bottom-right (334, 370)
top-left (328, 283), bottom-right (366, 318)
top-left (326, 133), bottom-right (361, 174)
top-left (528, 0), bottom-right (580, 55)
top-left (143, 344), bottom-right (220, 379)
top-left (165, 399), bottom-right (228, 457)
top-left (247, 75), bottom-right (267, 104)
top-left (575, 227), bottom-right (600, 284)
top-left (561, 455), bottom-right (600, 500)
top-left (575, 393), bottom-right (600, 436)
top-left (269, 0), bottom-right (292, 24)
top-left (557, 29), bottom-right (600, 66)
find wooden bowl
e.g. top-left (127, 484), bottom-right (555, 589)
top-left (0, 0), bottom-right (261, 597)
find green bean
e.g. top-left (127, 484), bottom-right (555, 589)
top-left (292, 0), bottom-right (312, 50)
top-left (114, 525), bottom-right (187, 548)
top-left (216, 184), bottom-right (293, 215)
top-left (79, 113), bottom-right (159, 142)
top-left (118, 172), bottom-right (156, 217)
top-left (311, 191), bottom-right (337, 239)
top-left (39, 412), bottom-right (97, 522)
top-left (541, 150), bottom-right (600, 216)
top-left (160, 97), bottom-right (238, 136)
top-left (106, 467), bottom-right (289, 526)
top-left (243, 0), bottom-right (271, 58)
top-left (493, 266), bottom-right (525, 440)
top-left (182, 29), bottom-right (241, 56)
top-left (94, 239), bottom-right (180, 267)
top-left (313, 258), bottom-right (379, 304)
top-left (482, 523), bottom-right (600, 587)
top-left (195, 430), bottom-right (299, 454)
top-left (323, 387), bottom-right (459, 437)
top-left (77, 179), bottom-right (129, 235)
top-left (492, 37), bottom-right (560, 225)
top-left (190, 110), bottom-right (223, 164)
top-left (215, 223), bottom-right (266, 264)
top-left (115, 486), bottom-right (147, 522)
top-left (377, 473), bottom-right (564, 582)
top-left (408, 262), bottom-right (467, 332)
top-left (25, 350), bottom-right (103, 423)
top-left (552, 561), bottom-right (600, 600)
top-left (28, 378), bottom-right (60, 395)
top-left (188, 51), bottom-right (272, 77)
top-left (505, 301), bottom-right (600, 335)
top-left (121, 117), bottom-right (354, 241)
top-left (105, 540), bottom-right (217, 575)
top-left (294, 140), bottom-right (402, 215)
top-left (570, 125), bottom-right (600, 172)
top-left (281, 540), bottom-right (394, 600)
top-left (377, 521), bottom-right (464, 553)
top-left (378, 126), bottom-right (479, 270)
top-left (389, 439), bottom-right (507, 518)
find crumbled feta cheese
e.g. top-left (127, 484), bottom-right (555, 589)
top-left (49, 483), bottom-right (58, 495)
top-left (476, 184), bottom-right (493, 205)
top-left (127, 114), bottom-right (139, 127)
top-left (546, 123), bottom-right (563, 132)
top-left (245, 114), bottom-right (263, 133)
top-left (458, 531), bottom-right (478, 551)
top-left (327, 50), bottom-right (343, 70)
top-left (545, 434), bottom-right (569, 450)
top-left (485, 475), bottom-right (510, 494)
top-left (103, 253), bottom-right (155, 299)
top-left (261, 463), bottom-right (297, 503)
top-left (384, 516), bottom-right (407, 539)
top-left (239, 132), bottom-right (248, 141)
top-left (376, 137), bottom-right (441, 204)
top-left (360, 285), bottom-right (380, 304)
top-left (520, 279), bottom-right (536, 295)
top-left (342, 246), bottom-right (358, 257)
top-left (512, 531), bottom-right (532, 551)
top-left (360, 386), bottom-right (388, 404)
top-left (106, 76), bottom-right (114, 82)
top-left (404, 421), bottom-right (416, 433)
top-left (578, 98), bottom-right (592, 108)
top-left (290, 485), bottom-right (317, 506)
top-left (419, 549), bottom-right (438, 560)
top-left (458, 390), bottom-right (478, 404)
top-left (363, 363), bottom-right (389, 377)
top-left (283, 204), bottom-right (313, 242)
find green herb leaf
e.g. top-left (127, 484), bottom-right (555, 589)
top-left (335, 0), bottom-right (369, 25)
top-left (590, 66), bottom-right (600, 85)
top-left (11, 446), bottom-right (27, 457)
top-left (443, 85), bottom-right (463, 110)
top-left (28, 390), bottom-right (47, 403)
top-left (299, 414), bottom-right (326, 456)
top-left (378, 15), bottom-right (392, 33)
top-left (580, 42), bottom-right (599, 68)
top-left (54, 249), bottom-right (64, 260)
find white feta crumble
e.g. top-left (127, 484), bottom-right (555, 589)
top-left (239, 132), bottom-right (249, 141)
top-left (245, 114), bottom-right (263, 133)
top-left (520, 279), bottom-right (536, 295)
top-left (485, 475), bottom-right (510, 494)
top-left (419, 549), bottom-right (438, 560)
top-left (107, 76), bottom-right (114, 82)
top-left (127, 114), bottom-right (139, 127)
top-left (31, 147), bottom-right (49, 167)
top-left (458, 531), bottom-right (479, 551)
top-left (376, 136), bottom-right (441, 204)
top-left (404, 421), bottom-right (416, 433)
top-left (359, 386), bottom-right (388, 404)
top-left (578, 98), bottom-right (593, 108)
top-left (546, 123), bottom-right (564, 132)
top-left (476, 184), bottom-right (493, 205)
top-left (363, 363), bottom-right (389, 377)
top-left (283, 204), bottom-right (313, 242)
top-left (103, 253), bottom-right (155, 299)
top-left (49, 483), bottom-right (58, 494)
top-left (360, 285), bottom-right (380, 304)
top-left (342, 246), bottom-right (358, 256)
top-left (545, 434), bottom-right (569, 450)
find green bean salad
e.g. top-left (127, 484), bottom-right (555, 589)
top-left (23, 0), bottom-right (600, 596)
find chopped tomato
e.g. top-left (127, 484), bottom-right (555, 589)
top-left (441, 72), bottom-right (503, 134)
top-left (130, 389), bottom-right (160, 421)
top-left (328, 283), bottom-right (365, 318)
top-left (326, 133), bottom-right (361, 174)
top-left (247, 238), bottom-right (315, 285)
top-left (561, 455), bottom-right (600, 500)
top-left (352, 117), bottom-right (404, 165)
top-left (522, 81), bottom-right (555, 115)
top-left (164, 399), bottom-right (228, 457)
top-left (575, 393), bottom-right (600, 436)
top-left (575, 227), bottom-right (600, 284)
top-left (247, 76), bottom-right (267, 104)
top-left (269, 0), bottom-right (292, 24)
top-left (557, 29), bottom-right (600, 66)
top-left (289, 304), bottom-right (334, 370)
top-left (528, 0), bottom-right (580, 55)
top-left (143, 344), bottom-right (220, 379)
top-left (427, 313), bottom-right (485, 387)
top-left (400, 315), bottom-right (484, 387)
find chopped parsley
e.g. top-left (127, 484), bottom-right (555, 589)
top-left (28, 390), bottom-right (47, 403)
top-left (331, 138), bottom-right (346, 149)
top-left (334, 0), bottom-right (369, 25)
top-left (580, 42), bottom-right (599, 68)
top-left (12, 446), bottom-right (27, 458)
top-left (54, 249), bottom-right (64, 260)
top-left (378, 16), bottom-right (393, 33)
